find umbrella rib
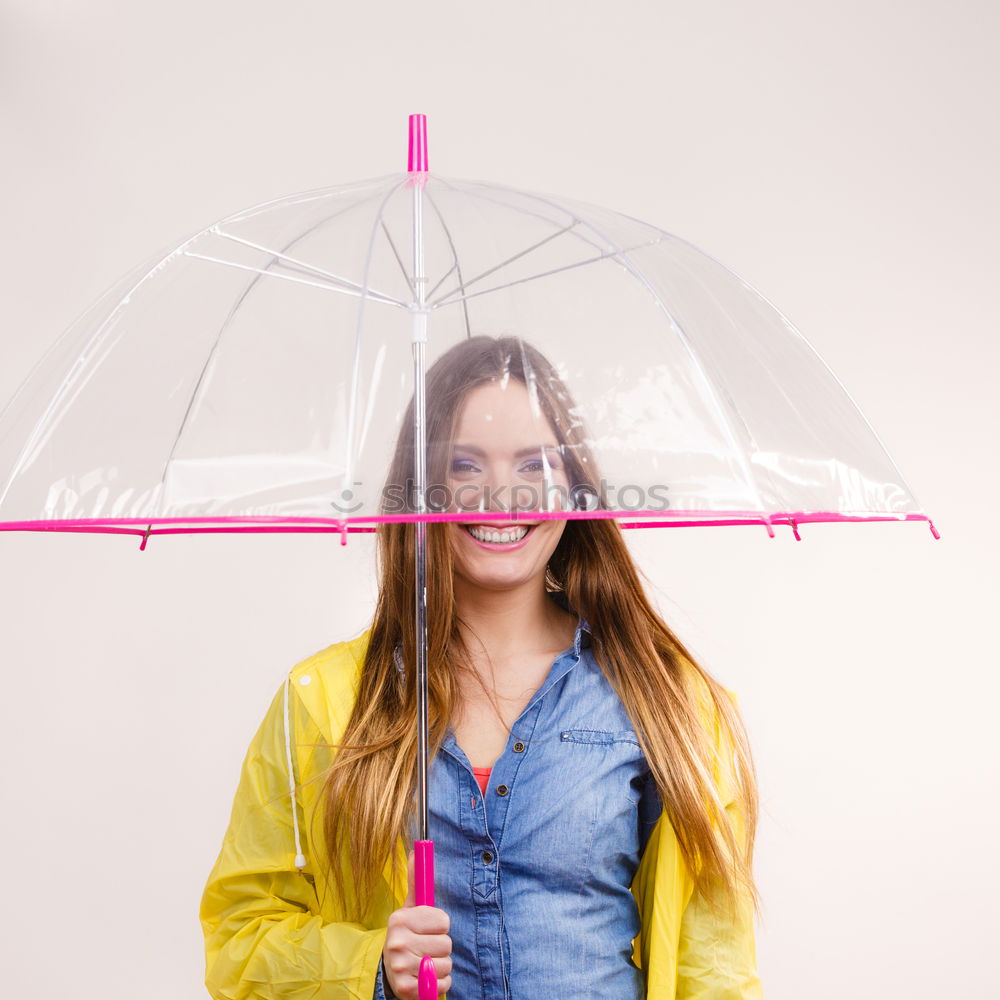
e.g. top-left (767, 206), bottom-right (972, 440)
top-left (435, 175), bottom-right (611, 256)
top-left (0, 234), bottom-right (206, 511)
top-left (182, 251), bottom-right (406, 308)
top-left (343, 179), bottom-right (412, 491)
top-left (423, 188), bottom-right (473, 338)
top-left (210, 230), bottom-right (409, 306)
top-left (425, 259), bottom-right (458, 302)
top-left (438, 176), bottom-right (613, 254)
top-left (428, 175), bottom-right (618, 311)
top-left (429, 220), bottom-right (580, 305)
top-left (560, 223), bottom-right (775, 520)
top-left (379, 220), bottom-right (417, 300)
top-left (429, 238), bottom-right (663, 310)
top-left (0, 187), bottom-right (386, 517)
top-left (151, 178), bottom-right (407, 527)
top-left (697, 252), bottom-right (927, 509)
top-left (649, 251), bottom-right (788, 507)
top-left (448, 180), bottom-right (773, 516)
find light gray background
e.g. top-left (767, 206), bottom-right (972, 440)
top-left (1, 2), bottom-right (995, 998)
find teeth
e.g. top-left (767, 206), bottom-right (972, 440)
top-left (466, 525), bottom-right (529, 544)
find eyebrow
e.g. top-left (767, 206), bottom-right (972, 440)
top-left (452, 443), bottom-right (561, 458)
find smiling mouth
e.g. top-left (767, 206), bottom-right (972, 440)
top-left (463, 523), bottom-right (536, 545)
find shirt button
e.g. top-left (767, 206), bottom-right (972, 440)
top-left (513, 741), bottom-right (525, 753)
top-left (496, 784), bottom-right (509, 796)
top-left (481, 850), bottom-right (494, 864)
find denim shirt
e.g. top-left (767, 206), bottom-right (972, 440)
top-left (375, 594), bottom-right (664, 1000)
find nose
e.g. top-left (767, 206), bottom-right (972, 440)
top-left (485, 486), bottom-right (510, 513)
top-left (460, 477), bottom-right (518, 516)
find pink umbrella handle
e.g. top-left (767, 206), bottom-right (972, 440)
top-left (414, 840), bottom-right (438, 1000)
top-left (418, 955), bottom-right (437, 1000)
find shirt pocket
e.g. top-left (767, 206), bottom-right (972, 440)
top-left (558, 728), bottom-right (649, 807)
top-left (553, 728), bottom-right (652, 887)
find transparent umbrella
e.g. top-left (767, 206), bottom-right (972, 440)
top-left (0, 114), bottom-right (938, 1000)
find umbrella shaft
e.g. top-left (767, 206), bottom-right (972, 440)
top-left (415, 513), bottom-right (428, 841)
top-left (412, 179), bottom-right (430, 842)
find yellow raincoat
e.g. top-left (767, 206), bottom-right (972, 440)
top-left (200, 630), bottom-right (763, 999)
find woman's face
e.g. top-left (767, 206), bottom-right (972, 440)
top-left (445, 379), bottom-right (570, 593)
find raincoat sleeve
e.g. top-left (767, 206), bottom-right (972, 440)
top-left (675, 688), bottom-right (763, 1000)
top-left (199, 681), bottom-right (387, 1000)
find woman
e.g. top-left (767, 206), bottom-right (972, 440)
top-left (200, 335), bottom-right (763, 1000)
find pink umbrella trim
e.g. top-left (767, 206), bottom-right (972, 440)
top-left (0, 509), bottom-right (940, 549)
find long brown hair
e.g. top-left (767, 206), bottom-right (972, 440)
top-left (315, 335), bottom-right (760, 924)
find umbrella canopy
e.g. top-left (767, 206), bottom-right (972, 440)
top-left (0, 114), bottom-right (938, 1000)
top-left (0, 130), bottom-right (935, 544)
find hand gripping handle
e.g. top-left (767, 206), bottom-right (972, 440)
top-left (414, 840), bottom-right (438, 1000)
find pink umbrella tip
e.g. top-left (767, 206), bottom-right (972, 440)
top-left (408, 114), bottom-right (428, 172)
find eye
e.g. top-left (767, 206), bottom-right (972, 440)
top-left (519, 448), bottom-right (563, 476)
top-left (451, 457), bottom-right (481, 475)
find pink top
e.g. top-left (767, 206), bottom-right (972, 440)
top-left (472, 766), bottom-right (492, 797)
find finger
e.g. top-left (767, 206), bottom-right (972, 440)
top-left (397, 953), bottom-right (452, 975)
top-left (403, 932), bottom-right (453, 959)
top-left (394, 964), bottom-right (453, 996)
top-left (428, 960), bottom-right (452, 987)
top-left (385, 963), bottom-right (452, 1000)
top-left (403, 905), bottom-right (450, 935)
